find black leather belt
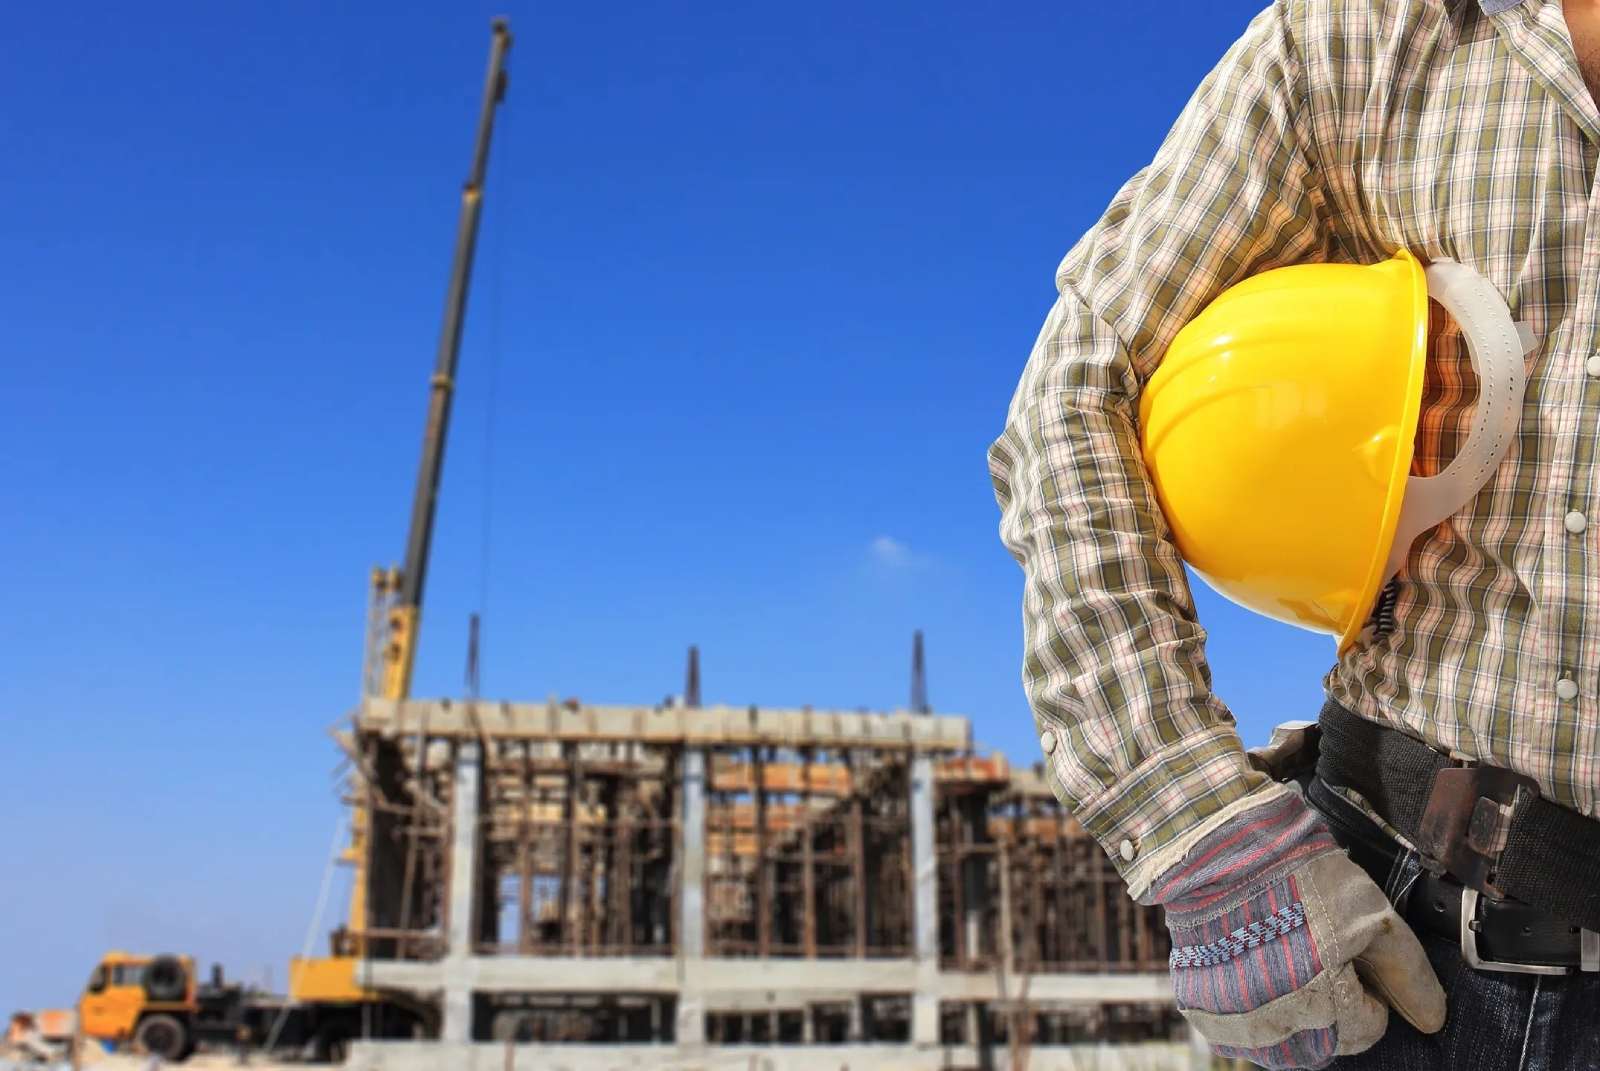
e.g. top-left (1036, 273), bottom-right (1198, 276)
top-left (1315, 699), bottom-right (1600, 936)
top-left (1300, 699), bottom-right (1600, 976)
top-left (1305, 774), bottom-right (1598, 975)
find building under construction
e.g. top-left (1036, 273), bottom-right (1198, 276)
top-left (318, 20), bottom-right (1194, 1069)
top-left (334, 650), bottom-right (1193, 1071)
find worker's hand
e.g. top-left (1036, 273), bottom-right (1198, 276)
top-left (1146, 786), bottom-right (1445, 1069)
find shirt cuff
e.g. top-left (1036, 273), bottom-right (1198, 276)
top-left (1039, 721), bottom-right (1277, 899)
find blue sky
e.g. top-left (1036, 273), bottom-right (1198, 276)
top-left (0, 0), bottom-right (1337, 1010)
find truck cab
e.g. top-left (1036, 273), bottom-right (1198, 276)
top-left (74, 949), bottom-right (421, 1064)
top-left (78, 950), bottom-right (196, 1059)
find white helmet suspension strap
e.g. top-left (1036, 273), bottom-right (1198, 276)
top-left (1380, 258), bottom-right (1533, 583)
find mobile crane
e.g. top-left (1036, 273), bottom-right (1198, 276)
top-left (73, 18), bottom-right (514, 1062)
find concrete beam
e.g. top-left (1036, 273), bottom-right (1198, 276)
top-left (363, 959), bottom-right (444, 993)
top-left (695, 956), bottom-right (922, 994)
top-left (367, 956), bottom-right (909, 996)
top-left (347, 1040), bottom-right (1202, 1071)
top-left (938, 971), bottom-right (1173, 1004)
top-left (357, 699), bottom-right (972, 752)
top-left (365, 955), bottom-right (1170, 1005)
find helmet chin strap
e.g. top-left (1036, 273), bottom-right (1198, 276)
top-left (1381, 259), bottom-right (1534, 584)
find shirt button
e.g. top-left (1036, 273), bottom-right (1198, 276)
top-left (1557, 677), bottom-right (1579, 701)
top-left (1588, 354), bottom-right (1600, 377)
top-left (1119, 838), bottom-right (1137, 863)
top-left (1567, 511), bottom-right (1588, 534)
top-left (1040, 730), bottom-right (1056, 754)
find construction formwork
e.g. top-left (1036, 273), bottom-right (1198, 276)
top-left (340, 698), bottom-right (1194, 1070)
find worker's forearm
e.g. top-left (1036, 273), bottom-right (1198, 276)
top-left (994, 369), bottom-right (1272, 896)
top-left (991, 0), bottom-right (1333, 892)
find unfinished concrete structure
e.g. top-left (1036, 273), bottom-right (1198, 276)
top-left (337, 685), bottom-right (1198, 1070)
top-left (324, 23), bottom-right (1195, 1065)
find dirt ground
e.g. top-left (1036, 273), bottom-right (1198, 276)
top-left (100, 1058), bottom-right (311, 1070)
top-left (2, 1055), bottom-right (313, 1071)
top-left (84, 1057), bottom-right (310, 1070)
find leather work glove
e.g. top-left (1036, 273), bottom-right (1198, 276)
top-left (1142, 785), bottom-right (1446, 1069)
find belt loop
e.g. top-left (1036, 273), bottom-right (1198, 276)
top-left (1384, 847), bottom-right (1424, 912)
top-left (1583, 929), bottom-right (1600, 973)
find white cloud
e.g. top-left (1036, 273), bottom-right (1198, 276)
top-left (869, 535), bottom-right (928, 570)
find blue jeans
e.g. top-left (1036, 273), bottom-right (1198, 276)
top-left (1333, 926), bottom-right (1600, 1070)
top-left (1302, 778), bottom-right (1600, 1070)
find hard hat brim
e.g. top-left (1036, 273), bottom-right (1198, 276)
top-left (1334, 248), bottom-right (1429, 654)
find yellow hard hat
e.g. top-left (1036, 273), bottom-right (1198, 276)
top-left (1139, 250), bottom-right (1530, 652)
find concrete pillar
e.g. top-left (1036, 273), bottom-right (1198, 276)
top-left (442, 741), bottom-right (481, 1044)
top-left (909, 752), bottom-right (939, 1045)
top-left (996, 842), bottom-right (1015, 979)
top-left (676, 747), bottom-right (707, 1045)
top-left (961, 795), bottom-right (987, 964)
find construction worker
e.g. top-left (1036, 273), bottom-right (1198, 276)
top-left (990, 2), bottom-right (1600, 1068)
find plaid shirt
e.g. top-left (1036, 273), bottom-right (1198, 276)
top-left (990, 0), bottom-right (1600, 897)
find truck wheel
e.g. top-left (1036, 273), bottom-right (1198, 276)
top-left (315, 1020), bottom-right (355, 1063)
top-left (144, 956), bottom-right (187, 1001)
top-left (135, 1014), bottom-right (188, 1060)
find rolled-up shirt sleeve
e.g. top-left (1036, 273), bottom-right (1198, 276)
top-left (989, 0), bottom-right (1337, 898)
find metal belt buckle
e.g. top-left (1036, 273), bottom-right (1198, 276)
top-left (1460, 888), bottom-right (1575, 976)
top-left (1416, 763), bottom-right (1536, 899)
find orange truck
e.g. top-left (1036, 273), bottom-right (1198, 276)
top-left (74, 950), bottom-right (421, 1062)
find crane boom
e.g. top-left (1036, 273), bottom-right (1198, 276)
top-left (380, 17), bottom-right (513, 702)
top-left (334, 20), bottom-right (514, 967)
